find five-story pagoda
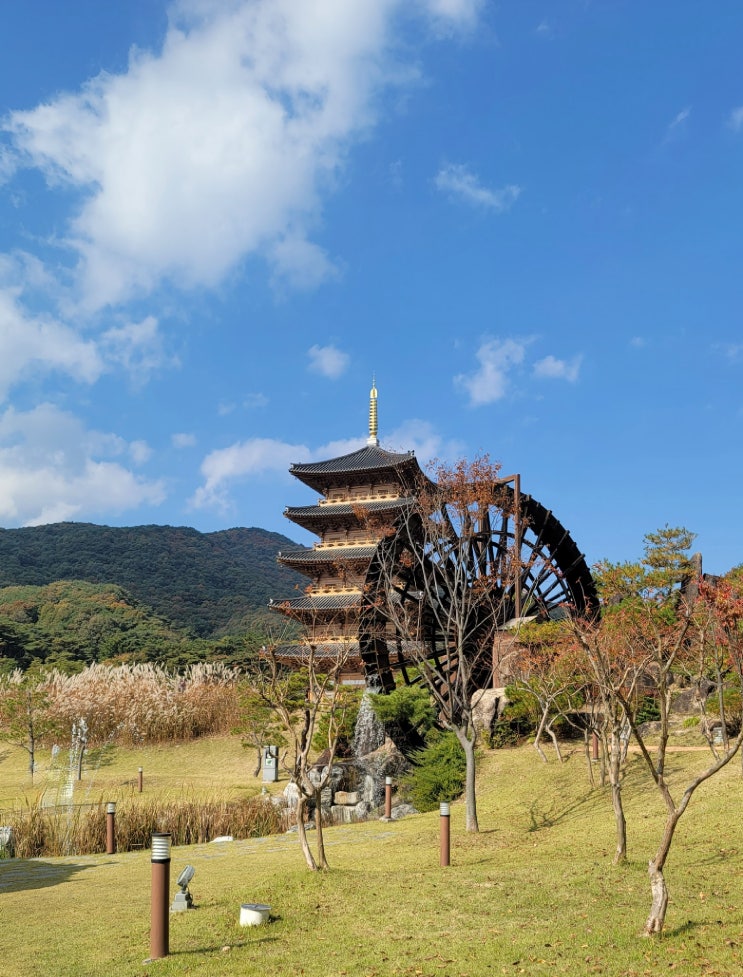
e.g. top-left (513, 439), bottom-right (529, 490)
top-left (272, 381), bottom-right (424, 683)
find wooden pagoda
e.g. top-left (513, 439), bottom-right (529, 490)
top-left (271, 381), bottom-right (424, 683)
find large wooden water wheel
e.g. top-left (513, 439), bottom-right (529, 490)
top-left (359, 480), bottom-right (597, 701)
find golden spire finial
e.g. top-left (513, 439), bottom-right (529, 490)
top-left (367, 375), bottom-right (379, 446)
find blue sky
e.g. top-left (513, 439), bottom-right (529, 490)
top-left (0, 0), bottom-right (741, 574)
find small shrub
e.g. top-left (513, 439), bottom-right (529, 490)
top-left (705, 682), bottom-right (742, 735)
top-left (402, 731), bottom-right (466, 812)
top-left (682, 715), bottom-right (700, 728)
top-left (370, 684), bottom-right (437, 746)
top-left (636, 695), bottom-right (661, 724)
top-left (488, 686), bottom-right (538, 748)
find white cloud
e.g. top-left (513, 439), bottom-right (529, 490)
top-left (243, 392), bottom-right (269, 409)
top-left (129, 440), bottom-right (153, 464)
top-left (454, 337), bottom-right (529, 406)
top-left (190, 436), bottom-right (313, 511)
top-left (307, 343), bottom-right (350, 379)
top-left (4, 0), bottom-right (483, 311)
top-left (0, 404), bottom-right (165, 526)
top-left (0, 283), bottom-right (103, 402)
top-left (728, 106), bottom-right (743, 131)
top-left (270, 235), bottom-right (341, 292)
top-left (717, 342), bottom-right (743, 362)
top-left (189, 420), bottom-right (468, 513)
top-left (190, 431), bottom-right (370, 512)
top-left (419, 0), bottom-right (483, 35)
top-left (668, 107), bottom-right (691, 130)
top-left (533, 354), bottom-right (582, 382)
top-left (434, 163), bottom-right (520, 212)
top-left (101, 315), bottom-right (175, 379)
top-left (385, 419), bottom-right (464, 466)
top-left (172, 432), bottom-right (197, 448)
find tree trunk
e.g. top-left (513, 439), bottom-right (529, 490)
top-left (456, 728), bottom-right (479, 832)
top-left (643, 810), bottom-right (680, 936)
top-left (583, 730), bottom-right (596, 788)
top-left (611, 780), bottom-right (627, 864)
top-left (644, 858), bottom-right (669, 935)
top-left (533, 706), bottom-right (549, 762)
top-left (295, 795), bottom-right (318, 871)
top-left (253, 748), bottom-right (262, 779)
top-left (545, 720), bottom-right (563, 763)
top-left (314, 789), bottom-right (329, 870)
top-left (609, 729), bottom-right (626, 863)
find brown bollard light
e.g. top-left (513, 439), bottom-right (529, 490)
top-left (138, 766), bottom-right (144, 793)
top-left (440, 802), bottom-right (450, 867)
top-left (591, 732), bottom-right (600, 762)
top-left (105, 802), bottom-right (116, 855)
top-left (384, 776), bottom-right (393, 819)
top-left (150, 833), bottom-right (171, 960)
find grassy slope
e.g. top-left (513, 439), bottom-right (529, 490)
top-left (1, 740), bottom-right (742, 977)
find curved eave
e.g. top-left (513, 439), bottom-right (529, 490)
top-left (271, 640), bottom-right (363, 664)
top-left (270, 593), bottom-right (363, 612)
top-left (284, 497), bottom-right (414, 533)
top-left (278, 545), bottom-right (377, 573)
top-left (289, 445), bottom-right (424, 492)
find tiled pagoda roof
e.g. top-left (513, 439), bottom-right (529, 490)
top-left (272, 640), bottom-right (363, 664)
top-left (278, 544), bottom-right (377, 572)
top-left (270, 592), bottom-right (363, 612)
top-left (289, 444), bottom-right (423, 492)
top-left (284, 496), bottom-right (414, 532)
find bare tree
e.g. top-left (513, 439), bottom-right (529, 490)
top-left (246, 634), bottom-right (353, 871)
top-left (569, 528), bottom-right (743, 935)
top-left (364, 457), bottom-right (529, 833)
top-left (507, 622), bottom-right (584, 763)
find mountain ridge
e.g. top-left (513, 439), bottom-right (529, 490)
top-left (0, 522), bottom-right (306, 638)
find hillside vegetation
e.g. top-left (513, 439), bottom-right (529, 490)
top-left (0, 522), bottom-right (305, 638)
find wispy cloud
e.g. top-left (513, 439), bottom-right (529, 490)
top-left (455, 336), bottom-right (583, 406)
top-left (0, 283), bottom-right (103, 403)
top-left (243, 393), bottom-right (269, 409)
top-left (669, 107), bottom-right (691, 130)
top-left (728, 106), bottom-right (743, 132)
top-left (533, 354), bottom-right (582, 382)
top-left (190, 433), bottom-right (369, 512)
top-left (129, 440), bottom-right (153, 465)
top-left (307, 343), bottom-right (350, 379)
top-left (454, 337), bottom-right (530, 406)
top-left (664, 106), bottom-right (691, 142)
top-left (101, 315), bottom-right (175, 380)
top-left (717, 342), bottom-right (743, 362)
top-left (434, 163), bottom-right (521, 212)
top-left (172, 432), bottom-right (196, 449)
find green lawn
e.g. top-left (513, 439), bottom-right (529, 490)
top-left (1, 740), bottom-right (742, 977)
top-left (0, 736), bottom-right (266, 810)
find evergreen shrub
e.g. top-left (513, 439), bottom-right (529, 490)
top-left (402, 731), bottom-right (466, 811)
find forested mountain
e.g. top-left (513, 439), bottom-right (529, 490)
top-left (0, 523), bottom-right (306, 638)
top-left (0, 580), bottom-right (208, 670)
